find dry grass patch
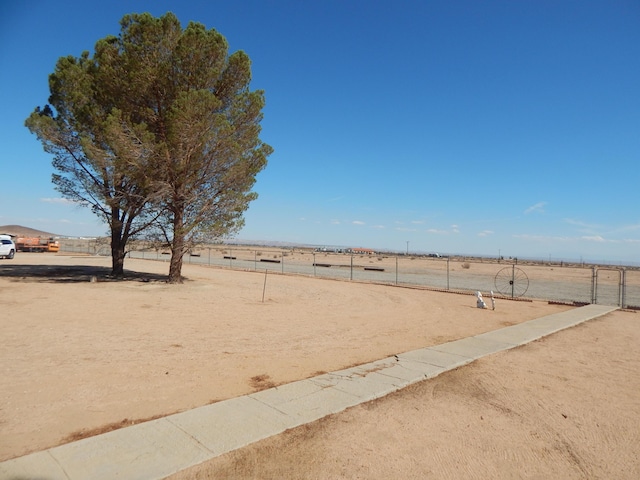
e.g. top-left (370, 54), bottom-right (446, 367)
top-left (63, 414), bottom-right (167, 444)
top-left (249, 374), bottom-right (276, 391)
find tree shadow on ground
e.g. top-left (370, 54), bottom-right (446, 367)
top-left (0, 264), bottom-right (172, 283)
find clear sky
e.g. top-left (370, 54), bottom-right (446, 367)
top-left (1, 1), bottom-right (638, 263)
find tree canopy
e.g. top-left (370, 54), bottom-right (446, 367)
top-left (26, 12), bottom-right (272, 281)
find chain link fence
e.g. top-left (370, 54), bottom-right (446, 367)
top-left (57, 239), bottom-right (640, 309)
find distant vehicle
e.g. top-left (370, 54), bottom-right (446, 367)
top-left (428, 253), bottom-right (441, 258)
top-left (15, 237), bottom-right (60, 253)
top-left (0, 234), bottom-right (16, 259)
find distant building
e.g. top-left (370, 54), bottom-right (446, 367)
top-left (350, 247), bottom-right (375, 255)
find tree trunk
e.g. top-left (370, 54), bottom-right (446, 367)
top-left (110, 210), bottom-right (126, 277)
top-left (168, 245), bottom-right (184, 284)
top-left (168, 213), bottom-right (185, 284)
top-left (111, 236), bottom-right (126, 277)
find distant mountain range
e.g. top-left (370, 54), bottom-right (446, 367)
top-left (0, 225), bottom-right (60, 238)
top-left (0, 226), bottom-right (313, 248)
top-left (0, 225), bottom-right (386, 252)
top-left (220, 238), bottom-right (317, 248)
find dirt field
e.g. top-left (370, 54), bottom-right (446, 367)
top-left (1, 253), bottom-right (638, 478)
top-left (167, 310), bottom-right (639, 480)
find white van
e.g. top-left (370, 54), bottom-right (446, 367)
top-left (0, 234), bottom-right (16, 259)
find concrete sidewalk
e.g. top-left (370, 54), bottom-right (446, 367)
top-left (0, 304), bottom-right (618, 480)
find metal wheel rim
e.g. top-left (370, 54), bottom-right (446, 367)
top-left (494, 266), bottom-right (529, 298)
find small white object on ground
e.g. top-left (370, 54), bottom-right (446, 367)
top-left (476, 291), bottom-right (487, 309)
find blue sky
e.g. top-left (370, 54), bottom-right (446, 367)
top-left (1, 1), bottom-right (638, 263)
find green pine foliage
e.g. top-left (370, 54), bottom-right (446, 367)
top-left (26, 12), bottom-right (272, 281)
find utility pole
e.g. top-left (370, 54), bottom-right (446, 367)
top-left (406, 241), bottom-right (409, 255)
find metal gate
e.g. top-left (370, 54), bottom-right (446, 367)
top-left (592, 268), bottom-right (623, 306)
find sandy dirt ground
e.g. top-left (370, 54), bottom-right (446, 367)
top-left (1, 253), bottom-right (638, 478)
top-left (168, 310), bottom-right (639, 480)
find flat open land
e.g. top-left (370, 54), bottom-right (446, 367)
top-left (1, 253), bottom-right (638, 478)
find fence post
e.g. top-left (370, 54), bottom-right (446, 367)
top-left (447, 257), bottom-right (450, 290)
top-left (395, 256), bottom-right (398, 285)
top-left (350, 255), bottom-right (353, 281)
top-left (621, 268), bottom-right (626, 308)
